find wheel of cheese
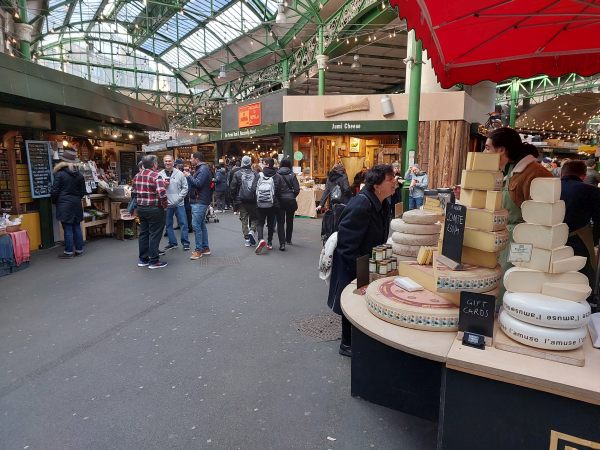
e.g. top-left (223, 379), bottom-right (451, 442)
top-left (502, 292), bottom-right (591, 329)
top-left (392, 243), bottom-right (420, 257)
top-left (395, 254), bottom-right (417, 262)
top-left (390, 219), bottom-right (441, 235)
top-left (498, 310), bottom-right (587, 351)
top-left (435, 263), bottom-right (502, 293)
top-left (365, 277), bottom-right (459, 331)
top-left (402, 209), bottom-right (441, 225)
top-left (503, 267), bottom-right (589, 294)
top-left (391, 232), bottom-right (439, 246)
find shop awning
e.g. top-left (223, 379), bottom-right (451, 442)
top-left (388, 0), bottom-right (600, 88)
top-left (0, 53), bottom-right (168, 132)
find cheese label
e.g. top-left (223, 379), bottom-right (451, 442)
top-left (508, 243), bottom-right (532, 262)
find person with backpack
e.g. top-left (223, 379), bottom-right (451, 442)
top-left (183, 152), bottom-right (212, 260)
top-left (230, 155), bottom-right (259, 246)
top-left (214, 163), bottom-right (227, 212)
top-left (316, 163), bottom-right (352, 212)
top-left (327, 164), bottom-right (396, 357)
top-left (255, 158), bottom-right (282, 254)
top-left (276, 158), bottom-right (300, 250)
top-left (228, 160), bottom-right (242, 214)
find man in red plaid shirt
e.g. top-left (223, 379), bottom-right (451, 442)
top-left (132, 155), bottom-right (169, 269)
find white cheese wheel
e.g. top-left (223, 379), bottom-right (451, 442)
top-left (550, 256), bottom-right (587, 273)
top-left (521, 200), bottom-right (565, 226)
top-left (390, 218), bottom-right (441, 235)
top-left (401, 209), bottom-right (441, 225)
top-left (392, 243), bottom-right (420, 257)
top-left (365, 277), bottom-right (459, 331)
top-left (541, 283), bottom-right (592, 302)
top-left (498, 310), bottom-right (587, 351)
top-left (530, 177), bottom-right (561, 203)
top-left (391, 232), bottom-right (439, 246)
top-left (435, 263), bottom-right (502, 293)
top-left (513, 223), bottom-right (569, 250)
top-left (503, 267), bottom-right (589, 293)
top-left (503, 292), bottom-right (591, 329)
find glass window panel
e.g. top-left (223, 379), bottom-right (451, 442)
top-left (139, 36), bottom-right (171, 54)
top-left (77, 0), bottom-right (103, 23)
top-left (116, 1), bottom-right (145, 21)
top-left (162, 47), bottom-right (195, 68)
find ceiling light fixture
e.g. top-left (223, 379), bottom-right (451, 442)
top-left (276, 2), bottom-right (287, 24)
top-left (351, 54), bottom-right (362, 70)
top-left (218, 64), bottom-right (226, 79)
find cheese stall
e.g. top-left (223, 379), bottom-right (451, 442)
top-left (341, 151), bottom-right (600, 449)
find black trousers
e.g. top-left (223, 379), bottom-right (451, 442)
top-left (137, 206), bottom-right (166, 263)
top-left (256, 207), bottom-right (276, 243)
top-left (277, 198), bottom-right (297, 244)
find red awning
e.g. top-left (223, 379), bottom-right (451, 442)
top-left (388, 0), bottom-right (600, 88)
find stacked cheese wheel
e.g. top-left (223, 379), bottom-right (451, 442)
top-left (390, 209), bottom-right (441, 260)
top-left (456, 152), bottom-right (508, 268)
top-left (500, 178), bottom-right (591, 351)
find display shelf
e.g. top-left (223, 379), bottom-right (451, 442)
top-left (58, 194), bottom-right (111, 241)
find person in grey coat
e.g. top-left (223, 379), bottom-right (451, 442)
top-left (159, 155), bottom-right (189, 251)
top-left (404, 164), bottom-right (428, 210)
top-left (50, 149), bottom-right (86, 259)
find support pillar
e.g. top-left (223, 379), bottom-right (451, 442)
top-left (281, 59), bottom-right (290, 89)
top-left (317, 27), bottom-right (326, 95)
top-left (16, 0), bottom-right (31, 60)
top-left (509, 79), bottom-right (519, 127)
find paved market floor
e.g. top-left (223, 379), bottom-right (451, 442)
top-left (0, 213), bottom-right (436, 450)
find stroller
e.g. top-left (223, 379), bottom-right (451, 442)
top-left (320, 203), bottom-right (346, 245)
top-left (205, 192), bottom-right (220, 223)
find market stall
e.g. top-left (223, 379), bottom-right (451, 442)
top-left (295, 187), bottom-right (324, 218)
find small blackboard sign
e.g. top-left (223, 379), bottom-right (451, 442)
top-left (25, 141), bottom-right (53, 199)
top-left (119, 151), bottom-right (137, 184)
top-left (356, 254), bottom-right (370, 289)
top-left (459, 292), bottom-right (496, 343)
top-left (441, 202), bottom-right (466, 266)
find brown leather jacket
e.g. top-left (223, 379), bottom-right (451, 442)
top-left (508, 160), bottom-right (553, 207)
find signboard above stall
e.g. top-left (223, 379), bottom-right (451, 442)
top-left (238, 103), bottom-right (262, 128)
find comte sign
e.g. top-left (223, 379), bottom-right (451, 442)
top-left (238, 103), bottom-right (261, 128)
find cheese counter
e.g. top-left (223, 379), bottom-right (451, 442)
top-left (341, 283), bottom-right (600, 449)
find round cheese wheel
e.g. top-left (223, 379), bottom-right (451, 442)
top-left (498, 310), bottom-right (587, 351)
top-left (502, 292), bottom-right (591, 329)
top-left (366, 277), bottom-right (459, 331)
top-left (391, 243), bottom-right (420, 257)
top-left (402, 209), bottom-right (441, 225)
top-left (436, 264), bottom-right (502, 293)
top-left (390, 219), bottom-right (441, 235)
top-left (391, 232), bottom-right (439, 246)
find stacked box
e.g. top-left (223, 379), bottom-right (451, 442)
top-left (500, 178), bottom-right (591, 351)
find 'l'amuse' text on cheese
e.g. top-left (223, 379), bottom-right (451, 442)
top-left (401, 209), bottom-right (442, 225)
top-left (502, 292), bottom-right (591, 329)
top-left (499, 310), bottom-right (587, 351)
top-left (512, 245), bottom-right (574, 272)
top-left (458, 189), bottom-right (487, 209)
top-left (551, 255), bottom-right (587, 273)
top-left (541, 283), bottom-right (592, 302)
top-left (461, 170), bottom-right (504, 191)
top-left (530, 177), bottom-right (561, 203)
top-left (521, 200), bottom-right (566, 226)
top-left (513, 223), bottom-right (569, 250)
top-left (465, 208), bottom-right (508, 231)
top-left (390, 219), bottom-right (441, 235)
top-left (365, 277), bottom-right (459, 331)
top-left (391, 232), bottom-right (439, 246)
top-left (503, 267), bottom-right (589, 293)
top-left (392, 242), bottom-right (421, 257)
top-left (463, 228), bottom-right (509, 253)
top-left (466, 152), bottom-right (501, 171)
top-left (486, 191), bottom-right (503, 211)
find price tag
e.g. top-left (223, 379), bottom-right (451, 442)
top-left (509, 243), bottom-right (532, 262)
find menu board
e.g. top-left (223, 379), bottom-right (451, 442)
top-left (119, 151), bottom-right (137, 184)
top-left (25, 141), bottom-right (53, 199)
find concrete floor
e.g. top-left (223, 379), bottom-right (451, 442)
top-left (0, 213), bottom-right (436, 450)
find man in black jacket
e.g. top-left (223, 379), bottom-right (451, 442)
top-left (230, 155), bottom-right (258, 246)
top-left (276, 158), bottom-right (300, 250)
top-left (561, 160), bottom-right (600, 291)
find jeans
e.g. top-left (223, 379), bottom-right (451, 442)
top-left (256, 207), bottom-right (276, 243)
top-left (191, 203), bottom-right (209, 251)
top-left (165, 205), bottom-right (189, 246)
top-left (277, 198), bottom-right (297, 244)
top-left (238, 203), bottom-right (257, 237)
top-left (409, 196), bottom-right (424, 210)
top-left (214, 191), bottom-right (226, 211)
top-left (62, 221), bottom-right (84, 254)
top-left (138, 206), bottom-right (166, 263)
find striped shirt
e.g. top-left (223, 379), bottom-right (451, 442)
top-left (132, 169), bottom-right (168, 209)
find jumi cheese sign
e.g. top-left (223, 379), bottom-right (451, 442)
top-left (238, 103), bottom-right (261, 128)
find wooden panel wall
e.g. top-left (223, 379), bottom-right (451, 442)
top-left (417, 120), bottom-right (470, 189)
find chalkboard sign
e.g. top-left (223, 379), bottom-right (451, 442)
top-left (440, 202), bottom-right (467, 266)
top-left (459, 292), bottom-right (496, 339)
top-left (119, 151), bottom-right (137, 184)
top-left (25, 141), bottom-right (53, 199)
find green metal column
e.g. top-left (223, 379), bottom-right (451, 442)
top-left (283, 129), bottom-right (292, 160)
top-left (17, 0), bottom-right (31, 60)
top-left (509, 79), bottom-right (519, 127)
top-left (318, 26), bottom-right (325, 96)
top-left (404, 35), bottom-right (423, 210)
top-left (281, 58), bottom-right (289, 85)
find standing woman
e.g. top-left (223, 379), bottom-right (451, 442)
top-left (51, 149), bottom-right (87, 259)
top-left (327, 165), bottom-right (396, 356)
top-left (276, 158), bottom-right (300, 250)
top-left (484, 127), bottom-right (552, 277)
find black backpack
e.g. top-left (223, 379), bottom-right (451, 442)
top-left (238, 170), bottom-right (257, 202)
top-left (321, 203), bottom-right (346, 245)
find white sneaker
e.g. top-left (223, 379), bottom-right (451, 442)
top-left (244, 238), bottom-right (251, 247)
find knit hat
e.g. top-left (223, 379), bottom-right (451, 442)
top-left (174, 158), bottom-right (184, 166)
top-left (60, 149), bottom-right (80, 163)
top-left (242, 155), bottom-right (252, 166)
